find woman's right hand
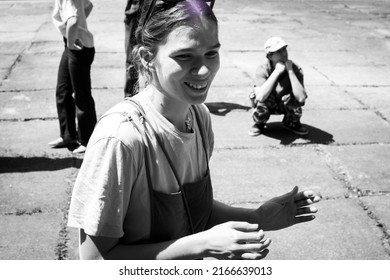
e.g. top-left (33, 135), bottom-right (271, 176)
top-left (201, 221), bottom-right (271, 260)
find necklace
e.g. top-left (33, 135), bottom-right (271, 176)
top-left (184, 111), bottom-right (192, 133)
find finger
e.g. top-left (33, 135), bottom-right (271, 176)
top-left (229, 221), bottom-right (259, 232)
top-left (241, 249), bottom-right (269, 260)
top-left (294, 215), bottom-right (316, 224)
top-left (240, 237), bottom-right (271, 252)
top-left (296, 206), bottom-right (318, 216)
top-left (296, 195), bottom-right (321, 208)
top-left (294, 189), bottom-right (314, 202)
top-left (296, 197), bottom-right (318, 208)
top-left (236, 230), bottom-right (267, 244)
top-left (295, 190), bottom-right (320, 203)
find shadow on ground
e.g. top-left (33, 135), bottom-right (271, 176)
top-left (0, 157), bottom-right (83, 173)
top-left (205, 102), bottom-right (251, 116)
top-left (261, 122), bottom-right (334, 145)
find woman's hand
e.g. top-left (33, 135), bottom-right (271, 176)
top-left (202, 221), bottom-right (271, 260)
top-left (250, 186), bottom-right (320, 231)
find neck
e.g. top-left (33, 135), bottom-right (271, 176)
top-left (148, 85), bottom-right (191, 132)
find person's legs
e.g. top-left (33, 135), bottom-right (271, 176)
top-left (124, 15), bottom-right (139, 97)
top-left (249, 102), bottom-right (271, 136)
top-left (52, 46), bottom-right (77, 145)
top-left (68, 47), bottom-right (97, 147)
top-left (282, 94), bottom-right (308, 135)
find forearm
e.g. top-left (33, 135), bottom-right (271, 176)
top-left (207, 200), bottom-right (253, 227)
top-left (66, 16), bottom-right (78, 48)
top-left (255, 71), bottom-right (281, 102)
top-left (81, 230), bottom-right (209, 260)
top-left (84, 2), bottom-right (93, 18)
top-left (288, 70), bottom-right (307, 103)
top-left (110, 236), bottom-right (208, 260)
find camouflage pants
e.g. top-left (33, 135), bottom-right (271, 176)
top-left (251, 93), bottom-right (304, 126)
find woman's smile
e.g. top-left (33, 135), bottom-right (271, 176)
top-left (184, 81), bottom-right (208, 90)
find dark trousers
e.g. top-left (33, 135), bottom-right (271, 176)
top-left (55, 41), bottom-right (97, 146)
top-left (124, 14), bottom-right (139, 97)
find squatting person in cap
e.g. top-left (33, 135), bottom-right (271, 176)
top-left (248, 37), bottom-right (308, 136)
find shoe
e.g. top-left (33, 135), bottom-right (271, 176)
top-left (248, 123), bottom-right (265, 136)
top-left (283, 122), bottom-right (309, 135)
top-left (72, 144), bottom-right (86, 154)
top-left (48, 137), bottom-right (77, 148)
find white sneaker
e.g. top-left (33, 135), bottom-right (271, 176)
top-left (72, 145), bottom-right (86, 154)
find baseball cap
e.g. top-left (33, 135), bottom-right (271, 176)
top-left (264, 37), bottom-right (288, 54)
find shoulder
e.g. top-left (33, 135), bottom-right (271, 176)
top-left (255, 59), bottom-right (272, 78)
top-left (89, 101), bottom-right (144, 151)
top-left (192, 104), bottom-right (212, 128)
top-left (292, 61), bottom-right (303, 73)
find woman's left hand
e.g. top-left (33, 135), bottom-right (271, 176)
top-left (249, 186), bottom-right (320, 231)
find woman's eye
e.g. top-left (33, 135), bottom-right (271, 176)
top-left (206, 50), bottom-right (219, 58)
top-left (175, 54), bottom-right (191, 60)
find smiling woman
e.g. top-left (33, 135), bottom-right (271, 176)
top-left (66, 0), bottom-right (320, 260)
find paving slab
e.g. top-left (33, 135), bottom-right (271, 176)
top-left (0, 119), bottom-right (80, 157)
top-left (0, 213), bottom-right (63, 260)
top-left (324, 144), bottom-right (390, 194)
top-left (314, 65), bottom-right (390, 87)
top-left (306, 109), bottom-right (390, 145)
top-left (304, 85), bottom-right (364, 110)
top-left (360, 195), bottom-right (390, 236)
top-left (208, 108), bottom-right (390, 148)
top-left (344, 86), bottom-right (390, 109)
top-left (0, 88), bottom-right (123, 120)
top-left (233, 198), bottom-right (390, 260)
top-left (210, 146), bottom-right (345, 204)
top-left (0, 63), bottom-right (126, 92)
top-left (0, 166), bottom-right (78, 213)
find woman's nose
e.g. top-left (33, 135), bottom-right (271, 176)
top-left (191, 64), bottom-right (210, 76)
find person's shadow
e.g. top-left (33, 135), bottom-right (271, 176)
top-left (0, 157), bottom-right (83, 173)
top-left (261, 122), bottom-right (334, 145)
top-left (205, 102), bottom-right (334, 146)
top-left (205, 102), bottom-right (251, 116)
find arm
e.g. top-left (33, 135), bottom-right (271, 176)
top-left (66, 16), bottom-right (80, 49)
top-left (84, 0), bottom-right (93, 18)
top-left (80, 223), bottom-right (271, 260)
top-left (254, 62), bottom-right (286, 102)
top-left (209, 187), bottom-right (320, 232)
top-left (286, 60), bottom-right (307, 103)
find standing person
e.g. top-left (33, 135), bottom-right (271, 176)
top-left (67, 0), bottom-right (320, 260)
top-left (248, 37), bottom-right (308, 137)
top-left (50, 0), bottom-right (97, 153)
top-left (124, 0), bottom-right (143, 97)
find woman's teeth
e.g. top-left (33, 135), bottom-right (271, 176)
top-left (185, 82), bottom-right (207, 89)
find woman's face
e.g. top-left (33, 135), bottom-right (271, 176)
top-left (151, 19), bottom-right (220, 105)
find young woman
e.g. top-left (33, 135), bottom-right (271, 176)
top-left (67, 0), bottom-right (320, 260)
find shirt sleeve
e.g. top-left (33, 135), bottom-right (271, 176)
top-left (52, 0), bottom-right (78, 35)
top-left (254, 63), bottom-right (270, 87)
top-left (62, 0), bottom-right (78, 22)
top-left (67, 136), bottom-right (139, 238)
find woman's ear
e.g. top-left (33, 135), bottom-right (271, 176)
top-left (139, 47), bottom-right (155, 72)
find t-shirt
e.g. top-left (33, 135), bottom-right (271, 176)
top-left (52, 0), bottom-right (94, 48)
top-left (67, 87), bottom-right (214, 244)
top-left (254, 60), bottom-right (304, 100)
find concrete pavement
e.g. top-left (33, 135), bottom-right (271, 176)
top-left (0, 0), bottom-right (390, 260)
